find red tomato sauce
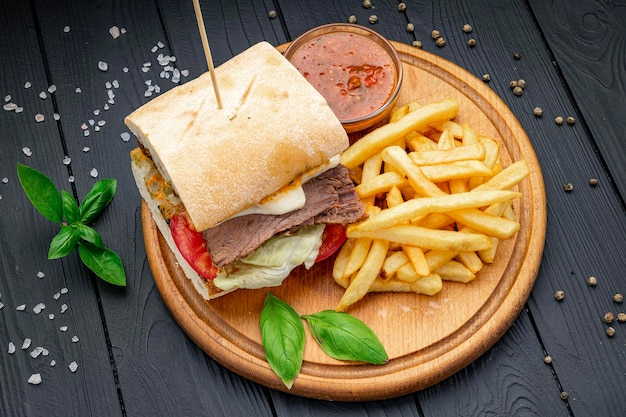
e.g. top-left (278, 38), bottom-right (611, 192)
top-left (289, 32), bottom-right (396, 121)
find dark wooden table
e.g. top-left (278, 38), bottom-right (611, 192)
top-left (1, 1), bottom-right (625, 416)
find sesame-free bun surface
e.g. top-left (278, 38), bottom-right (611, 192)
top-left (125, 41), bottom-right (348, 231)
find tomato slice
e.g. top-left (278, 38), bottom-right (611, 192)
top-left (170, 213), bottom-right (218, 280)
top-left (315, 224), bottom-right (347, 263)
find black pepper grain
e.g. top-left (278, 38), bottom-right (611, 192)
top-left (589, 178), bottom-right (598, 186)
top-left (406, 23), bottom-right (415, 32)
top-left (617, 312), bottom-right (626, 322)
top-left (467, 38), bottom-right (476, 47)
top-left (267, 10), bottom-right (277, 19)
top-left (412, 40), bottom-right (422, 48)
top-left (607, 326), bottom-right (616, 337)
top-left (614, 293), bottom-right (623, 303)
top-left (555, 116), bottom-right (564, 125)
top-left (463, 24), bottom-right (473, 33)
top-left (544, 355), bottom-right (552, 364)
top-left (555, 290), bottom-right (565, 301)
top-left (514, 51), bottom-right (521, 60)
top-left (604, 312), bottom-right (615, 323)
top-left (431, 29), bottom-right (441, 39)
top-left (348, 15), bottom-right (357, 24)
top-left (435, 37), bottom-right (446, 47)
top-left (513, 86), bottom-right (523, 96)
top-left (566, 116), bottom-right (576, 125)
top-left (398, 3), bottom-right (407, 12)
top-left (482, 74), bottom-right (491, 82)
top-left (587, 276), bottom-right (598, 286)
top-left (563, 182), bottom-right (573, 192)
top-left (533, 107), bottom-right (543, 117)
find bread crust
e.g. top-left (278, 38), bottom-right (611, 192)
top-left (125, 41), bottom-right (348, 231)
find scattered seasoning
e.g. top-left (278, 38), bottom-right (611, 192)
top-left (412, 40), bottom-right (422, 48)
top-left (482, 74), bottom-right (491, 82)
top-left (463, 24), bottom-right (473, 33)
top-left (28, 373), bottom-right (42, 385)
top-left (8, 342), bottom-right (16, 354)
top-left (120, 132), bottom-right (131, 142)
top-left (554, 290), bottom-right (565, 301)
top-left (267, 10), bottom-right (277, 19)
top-left (544, 355), bottom-right (552, 364)
top-left (555, 116), bottom-right (564, 125)
top-left (109, 26), bottom-right (121, 39)
top-left (431, 29), bottom-right (441, 39)
top-left (397, 2), bottom-right (406, 12)
top-left (406, 23), bottom-right (415, 32)
top-left (47, 85), bottom-right (57, 94)
top-left (63, 26), bottom-right (70, 33)
top-left (604, 312), bottom-right (615, 323)
top-left (68, 361), bottom-right (79, 373)
top-left (533, 107), bottom-right (543, 117)
top-left (35, 114), bottom-right (45, 123)
top-left (566, 116), bottom-right (575, 125)
top-left (36, 271), bottom-right (45, 278)
top-left (513, 51), bottom-right (521, 60)
top-left (21, 338), bottom-right (31, 349)
top-left (71, 336), bottom-right (79, 343)
top-left (348, 15), bottom-right (357, 24)
top-left (587, 276), bottom-right (598, 286)
top-left (98, 61), bottom-right (109, 71)
top-left (362, 0), bottom-right (372, 8)
top-left (509, 80), bottom-right (518, 89)
top-left (563, 182), bottom-right (573, 192)
top-left (513, 86), bottom-right (523, 96)
top-left (467, 38), bottom-right (476, 47)
top-left (517, 79), bottom-right (526, 88)
top-left (368, 15), bottom-right (378, 24)
top-left (617, 312), bottom-right (626, 322)
top-left (613, 293), bottom-right (623, 303)
top-left (435, 37), bottom-right (446, 47)
top-left (589, 178), bottom-right (598, 186)
top-left (90, 168), bottom-right (99, 178)
top-left (606, 326), bottom-right (616, 337)
top-left (560, 391), bottom-right (568, 400)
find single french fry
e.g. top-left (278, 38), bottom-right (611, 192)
top-left (414, 212), bottom-right (455, 228)
top-left (386, 185), bottom-right (404, 208)
top-left (420, 160), bottom-right (493, 183)
top-left (332, 238), bottom-right (355, 288)
top-left (456, 251), bottom-right (484, 273)
top-left (472, 159), bottom-right (529, 192)
top-left (356, 171), bottom-right (407, 198)
top-left (369, 272), bottom-right (443, 295)
top-left (349, 189), bottom-right (521, 233)
top-left (478, 236), bottom-right (499, 264)
top-left (402, 245), bottom-right (430, 276)
top-left (342, 237), bottom-right (373, 279)
top-left (409, 143), bottom-right (486, 166)
top-left (336, 238), bottom-right (390, 311)
top-left (448, 208), bottom-right (520, 239)
top-left (479, 136), bottom-right (500, 169)
top-left (406, 132), bottom-right (438, 152)
top-left (381, 250), bottom-right (410, 281)
top-left (430, 119), bottom-right (464, 138)
top-left (462, 124), bottom-right (479, 145)
top-left (437, 130), bottom-right (456, 150)
top-left (340, 99), bottom-right (459, 169)
top-left (389, 103), bottom-right (410, 122)
top-left (348, 225), bottom-right (493, 252)
top-left (424, 249), bottom-right (458, 271)
top-left (436, 260), bottom-right (476, 283)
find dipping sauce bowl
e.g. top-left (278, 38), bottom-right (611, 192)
top-left (285, 24), bottom-right (403, 134)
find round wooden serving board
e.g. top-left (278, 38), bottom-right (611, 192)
top-left (142, 42), bottom-right (547, 401)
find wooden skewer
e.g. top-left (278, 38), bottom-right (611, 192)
top-left (192, 0), bottom-right (223, 109)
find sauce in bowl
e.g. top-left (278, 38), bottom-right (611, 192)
top-left (285, 24), bottom-right (403, 133)
top-left (289, 32), bottom-right (395, 121)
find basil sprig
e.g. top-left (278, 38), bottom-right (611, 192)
top-left (260, 293), bottom-right (387, 388)
top-left (17, 163), bottom-right (126, 286)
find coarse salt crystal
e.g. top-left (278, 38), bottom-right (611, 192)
top-left (98, 61), bottom-right (109, 71)
top-left (47, 85), bottom-right (56, 94)
top-left (4, 95), bottom-right (10, 102)
top-left (37, 271), bottom-right (45, 278)
top-left (35, 114), bottom-right (45, 123)
top-left (61, 304), bottom-right (68, 313)
top-left (16, 304), bottom-right (26, 311)
top-left (112, 80), bottom-right (119, 88)
top-left (104, 104), bottom-right (110, 110)
top-left (123, 67), bottom-right (129, 73)
top-left (121, 28), bottom-right (127, 34)
top-left (151, 46), bottom-right (158, 53)
top-left (84, 130), bottom-right (90, 137)
top-left (88, 119), bottom-right (95, 126)
top-left (83, 147), bottom-right (90, 152)
top-left (53, 113), bottom-right (60, 121)
top-left (71, 336), bottom-right (79, 343)
top-left (109, 26), bottom-right (120, 39)
top-left (63, 156), bottom-right (71, 165)
top-left (39, 91), bottom-right (47, 99)
top-left (22, 338), bottom-right (31, 349)
top-left (25, 81), bottom-right (32, 88)
top-left (50, 360), bottom-right (56, 366)
top-left (2, 177), bottom-right (8, 184)
top-left (0, 302), bottom-right (3, 310)
top-left (53, 292), bottom-right (61, 300)
top-left (8, 342), bottom-right (15, 354)
top-left (48, 313), bottom-right (54, 320)
top-left (63, 26), bottom-right (70, 33)
top-left (93, 109), bottom-right (100, 115)
top-left (3, 103), bottom-right (17, 111)
top-left (97, 120), bottom-right (106, 127)
top-left (60, 288), bottom-right (68, 294)
top-left (94, 126), bottom-right (100, 132)
top-left (68, 176), bottom-right (75, 183)
top-left (60, 325), bottom-right (68, 332)
top-left (120, 132), bottom-right (131, 142)
top-left (68, 361), bottom-right (78, 372)
top-left (75, 87), bottom-right (82, 93)
top-left (28, 373), bottom-right (42, 385)
top-left (181, 69), bottom-right (189, 77)
top-left (90, 168), bottom-right (98, 178)
top-left (15, 107), bottom-right (24, 113)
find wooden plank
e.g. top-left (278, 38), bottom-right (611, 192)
top-left (528, 0), bottom-right (626, 198)
top-left (0, 2), bottom-right (122, 416)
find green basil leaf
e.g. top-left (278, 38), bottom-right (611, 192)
top-left (62, 190), bottom-right (80, 224)
top-left (48, 225), bottom-right (80, 259)
top-left (17, 163), bottom-right (63, 223)
top-left (78, 179), bottom-right (117, 224)
top-left (260, 293), bottom-right (305, 389)
top-left (302, 310), bottom-right (388, 365)
top-left (78, 242), bottom-right (126, 286)
top-left (76, 224), bottom-right (104, 248)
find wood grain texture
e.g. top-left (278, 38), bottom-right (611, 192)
top-left (142, 41), bottom-right (546, 401)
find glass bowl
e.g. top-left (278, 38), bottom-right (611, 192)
top-left (284, 23), bottom-right (403, 134)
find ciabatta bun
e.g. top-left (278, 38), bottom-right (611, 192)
top-left (125, 41), bottom-right (348, 232)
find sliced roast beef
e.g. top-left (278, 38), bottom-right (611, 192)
top-left (203, 165), bottom-right (365, 267)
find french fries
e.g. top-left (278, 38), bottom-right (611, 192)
top-left (333, 97), bottom-right (529, 311)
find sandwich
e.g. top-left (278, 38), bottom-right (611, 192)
top-left (125, 41), bottom-right (366, 300)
